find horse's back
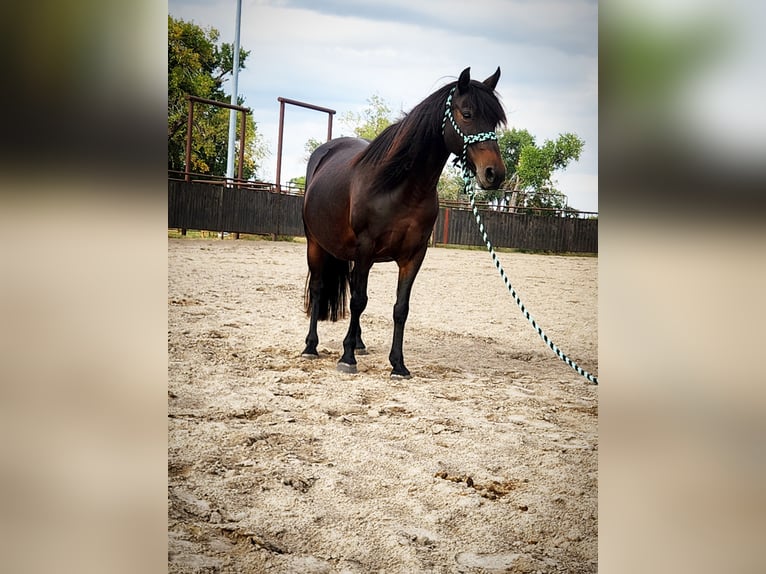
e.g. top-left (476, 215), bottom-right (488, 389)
top-left (306, 137), bottom-right (367, 185)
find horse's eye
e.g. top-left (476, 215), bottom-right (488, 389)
top-left (462, 110), bottom-right (472, 120)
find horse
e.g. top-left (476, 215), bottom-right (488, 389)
top-left (301, 67), bottom-right (507, 379)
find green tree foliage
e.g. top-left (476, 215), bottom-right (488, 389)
top-left (304, 137), bottom-right (323, 163)
top-left (340, 94), bottom-right (394, 140)
top-left (288, 176), bottom-right (306, 192)
top-left (303, 95), bottom-right (393, 170)
top-left (436, 127), bottom-right (583, 212)
top-left (168, 15), bottom-right (267, 179)
top-left (498, 128), bottom-right (536, 181)
top-left (437, 164), bottom-right (465, 201)
top-left (495, 128), bottom-right (584, 216)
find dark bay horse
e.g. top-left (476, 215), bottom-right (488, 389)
top-left (301, 67), bottom-right (507, 378)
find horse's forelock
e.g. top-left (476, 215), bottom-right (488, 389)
top-left (466, 79), bottom-right (506, 128)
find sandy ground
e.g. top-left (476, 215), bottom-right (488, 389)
top-left (168, 238), bottom-right (598, 573)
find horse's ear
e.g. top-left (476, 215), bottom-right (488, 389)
top-left (483, 67), bottom-right (501, 91)
top-left (457, 67), bottom-right (471, 94)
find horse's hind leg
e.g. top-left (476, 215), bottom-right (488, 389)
top-left (302, 239), bottom-right (325, 358)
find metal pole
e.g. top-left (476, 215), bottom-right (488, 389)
top-left (225, 0), bottom-right (243, 185)
top-left (237, 109), bottom-right (246, 183)
top-left (276, 99), bottom-right (285, 193)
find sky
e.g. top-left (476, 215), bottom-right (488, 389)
top-left (169, 0), bottom-right (599, 213)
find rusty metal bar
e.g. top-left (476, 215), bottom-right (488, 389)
top-left (277, 97), bottom-right (335, 115)
top-left (275, 97), bottom-right (336, 194)
top-left (184, 95), bottom-right (252, 184)
top-left (187, 94), bottom-right (250, 113)
top-left (276, 99), bottom-right (286, 193)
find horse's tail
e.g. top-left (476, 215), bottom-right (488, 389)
top-left (304, 255), bottom-right (350, 322)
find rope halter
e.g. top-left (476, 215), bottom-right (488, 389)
top-left (441, 86), bottom-right (499, 198)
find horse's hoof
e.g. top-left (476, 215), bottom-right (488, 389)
top-left (337, 362), bottom-right (357, 374)
top-left (355, 346), bottom-right (368, 355)
top-left (301, 352), bottom-right (319, 359)
top-left (390, 371), bottom-right (412, 380)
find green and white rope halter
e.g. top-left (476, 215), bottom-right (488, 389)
top-left (442, 87), bottom-right (598, 385)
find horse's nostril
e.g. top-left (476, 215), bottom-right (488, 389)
top-left (485, 167), bottom-right (495, 183)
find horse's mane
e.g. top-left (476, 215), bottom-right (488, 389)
top-left (353, 79), bottom-right (506, 191)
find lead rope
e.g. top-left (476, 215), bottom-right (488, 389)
top-left (442, 87), bottom-right (598, 385)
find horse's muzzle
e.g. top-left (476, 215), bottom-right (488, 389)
top-left (475, 161), bottom-right (506, 190)
top-left (469, 145), bottom-right (506, 190)
top-left (482, 165), bottom-right (501, 188)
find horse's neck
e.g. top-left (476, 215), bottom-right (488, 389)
top-left (405, 137), bottom-right (450, 198)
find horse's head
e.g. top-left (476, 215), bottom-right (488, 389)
top-left (443, 67), bottom-right (507, 190)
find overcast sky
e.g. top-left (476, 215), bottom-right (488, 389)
top-left (169, 0), bottom-right (598, 212)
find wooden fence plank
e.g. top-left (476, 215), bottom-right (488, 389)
top-left (168, 180), bottom-right (597, 253)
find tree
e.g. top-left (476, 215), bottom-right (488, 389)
top-left (437, 163), bottom-right (466, 201)
top-left (340, 94), bottom-right (394, 140)
top-left (168, 15), bottom-right (267, 179)
top-left (498, 128), bottom-right (536, 181)
top-left (300, 94), bottom-right (395, 181)
top-left (495, 128), bottom-right (584, 215)
top-left (301, 95), bottom-right (394, 174)
top-left (289, 176), bottom-right (306, 192)
top-left (303, 137), bottom-right (323, 163)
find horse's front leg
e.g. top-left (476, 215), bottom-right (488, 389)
top-left (389, 248), bottom-right (428, 379)
top-left (337, 260), bottom-right (372, 373)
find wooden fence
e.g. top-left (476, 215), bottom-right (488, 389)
top-left (434, 207), bottom-right (597, 253)
top-left (168, 180), bottom-right (305, 237)
top-left (168, 180), bottom-right (597, 253)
